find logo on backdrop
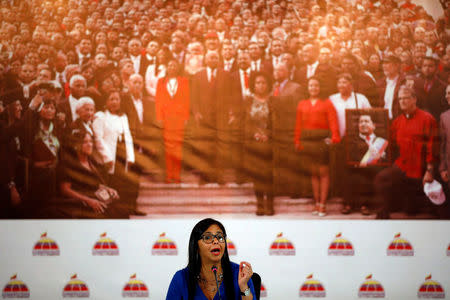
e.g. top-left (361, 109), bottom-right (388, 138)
top-left (447, 243), bottom-right (449, 256)
top-left (122, 274), bottom-right (149, 298)
top-left (32, 232), bottom-right (60, 256)
top-left (269, 232), bottom-right (295, 256)
top-left (418, 275), bottom-right (445, 298)
top-left (358, 274), bottom-right (385, 298)
top-left (92, 232), bottom-right (119, 256)
top-left (62, 274), bottom-right (89, 298)
top-left (328, 233), bottom-right (354, 256)
top-left (299, 274), bottom-right (326, 297)
top-left (260, 283), bottom-right (267, 298)
top-left (2, 274), bottom-right (30, 298)
top-left (386, 233), bottom-right (414, 256)
top-left (226, 238), bottom-right (237, 256)
top-left (151, 233), bottom-right (178, 255)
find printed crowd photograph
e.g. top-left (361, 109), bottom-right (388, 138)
top-left (0, 0), bottom-right (449, 220)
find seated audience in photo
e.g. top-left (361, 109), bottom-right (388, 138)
top-left (48, 131), bottom-right (128, 219)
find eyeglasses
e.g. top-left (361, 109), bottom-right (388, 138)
top-left (200, 233), bottom-right (226, 244)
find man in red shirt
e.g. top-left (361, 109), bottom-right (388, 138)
top-left (374, 85), bottom-right (438, 219)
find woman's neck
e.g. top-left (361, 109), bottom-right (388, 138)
top-left (41, 119), bottom-right (51, 130)
top-left (77, 152), bottom-right (91, 168)
top-left (254, 94), bottom-right (268, 102)
top-left (200, 262), bottom-right (223, 281)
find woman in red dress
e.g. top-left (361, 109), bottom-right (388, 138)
top-left (155, 59), bottom-right (190, 183)
top-left (294, 77), bottom-right (340, 217)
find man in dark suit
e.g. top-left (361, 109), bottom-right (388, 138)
top-left (121, 74), bottom-right (158, 216)
top-left (272, 63), bottom-right (304, 197)
top-left (76, 37), bottom-right (93, 66)
top-left (294, 46), bottom-right (338, 99)
top-left (142, 40), bottom-right (159, 71)
top-left (56, 74), bottom-right (87, 128)
top-left (248, 41), bottom-right (272, 75)
top-left (415, 55), bottom-right (448, 122)
top-left (128, 38), bottom-right (148, 77)
top-left (269, 38), bottom-right (285, 71)
top-left (340, 54), bottom-right (381, 107)
top-left (221, 42), bottom-right (237, 73)
top-left (228, 51), bottom-right (253, 183)
top-left (190, 51), bottom-right (229, 184)
top-left (376, 55), bottom-right (406, 120)
top-left (343, 114), bottom-right (388, 215)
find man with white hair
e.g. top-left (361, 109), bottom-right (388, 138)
top-left (57, 74), bottom-right (87, 127)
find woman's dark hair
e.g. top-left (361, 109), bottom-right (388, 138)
top-left (166, 58), bottom-right (183, 77)
top-left (105, 90), bottom-right (124, 115)
top-left (249, 71), bottom-right (273, 95)
top-left (71, 129), bottom-right (92, 151)
top-left (187, 218), bottom-right (234, 300)
top-left (155, 45), bottom-right (173, 76)
top-left (307, 76), bottom-right (323, 98)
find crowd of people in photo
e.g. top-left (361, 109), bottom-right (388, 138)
top-left (1, 0), bottom-right (450, 219)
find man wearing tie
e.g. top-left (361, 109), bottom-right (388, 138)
top-left (229, 51), bottom-right (252, 183)
top-left (248, 42), bottom-right (272, 75)
top-left (222, 42), bottom-right (237, 73)
top-left (271, 63), bottom-right (304, 197)
top-left (270, 39), bottom-right (285, 70)
top-left (191, 51), bottom-right (229, 184)
top-left (76, 38), bottom-right (92, 66)
top-left (415, 55), bottom-right (447, 122)
top-left (143, 40), bottom-right (159, 70)
top-left (128, 38), bottom-right (147, 76)
top-left (293, 44), bottom-right (319, 87)
top-left (121, 74), bottom-right (153, 215)
top-left (57, 75), bottom-right (87, 128)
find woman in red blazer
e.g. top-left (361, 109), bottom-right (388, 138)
top-left (155, 59), bottom-right (190, 183)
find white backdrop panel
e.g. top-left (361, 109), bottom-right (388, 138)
top-left (0, 219), bottom-right (449, 300)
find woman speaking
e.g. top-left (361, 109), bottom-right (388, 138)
top-left (166, 218), bottom-right (256, 299)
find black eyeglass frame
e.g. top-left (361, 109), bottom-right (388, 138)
top-left (199, 233), bottom-right (227, 244)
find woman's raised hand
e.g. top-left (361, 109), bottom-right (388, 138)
top-left (238, 261), bottom-right (253, 292)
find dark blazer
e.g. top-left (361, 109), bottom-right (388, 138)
top-left (229, 70), bottom-right (254, 121)
top-left (250, 59), bottom-right (273, 76)
top-left (128, 54), bottom-right (149, 77)
top-left (121, 92), bottom-right (156, 144)
top-left (293, 63), bottom-right (338, 99)
top-left (191, 68), bottom-right (230, 128)
top-left (56, 98), bottom-right (74, 128)
top-left (352, 71), bottom-right (381, 107)
top-left (376, 74), bottom-right (406, 120)
top-left (220, 59), bottom-right (238, 73)
top-left (415, 76), bottom-right (448, 122)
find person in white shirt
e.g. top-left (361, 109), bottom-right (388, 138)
top-left (378, 55), bottom-right (404, 120)
top-left (330, 73), bottom-right (372, 137)
top-left (93, 90), bottom-right (135, 214)
top-left (128, 38), bottom-right (143, 75)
